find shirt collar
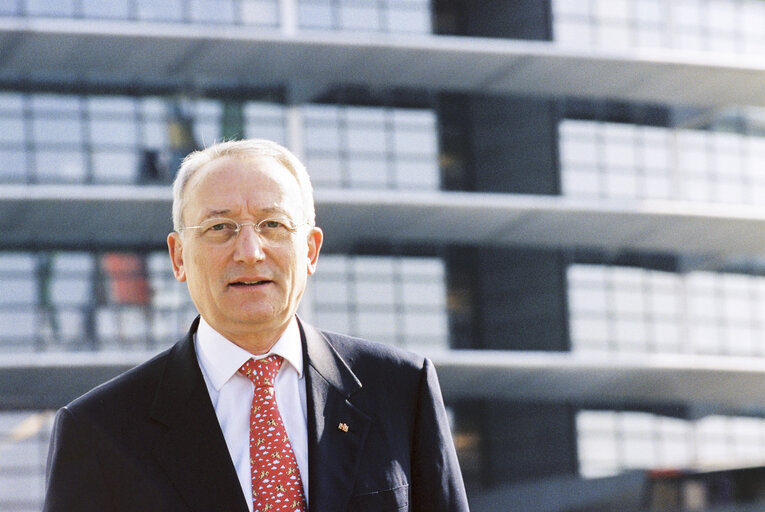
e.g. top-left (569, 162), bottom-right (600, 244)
top-left (195, 316), bottom-right (304, 391)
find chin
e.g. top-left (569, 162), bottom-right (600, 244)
top-left (234, 307), bottom-right (287, 325)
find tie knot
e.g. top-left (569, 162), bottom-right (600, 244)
top-left (238, 355), bottom-right (283, 388)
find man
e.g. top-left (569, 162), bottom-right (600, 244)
top-left (44, 139), bottom-right (469, 511)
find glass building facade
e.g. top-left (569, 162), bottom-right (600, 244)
top-left (3, 0), bottom-right (765, 510)
top-left (554, 0), bottom-right (765, 490)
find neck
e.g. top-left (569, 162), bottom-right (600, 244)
top-left (204, 316), bottom-right (293, 355)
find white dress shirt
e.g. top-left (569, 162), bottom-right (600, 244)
top-left (194, 316), bottom-right (309, 511)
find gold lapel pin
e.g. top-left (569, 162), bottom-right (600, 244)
top-left (338, 422), bottom-right (349, 433)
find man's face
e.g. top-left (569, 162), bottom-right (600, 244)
top-left (167, 155), bottom-right (322, 348)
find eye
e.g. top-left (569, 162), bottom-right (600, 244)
top-left (260, 219), bottom-right (290, 230)
top-left (203, 219), bottom-right (238, 234)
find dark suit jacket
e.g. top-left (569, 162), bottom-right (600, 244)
top-left (44, 317), bottom-right (469, 511)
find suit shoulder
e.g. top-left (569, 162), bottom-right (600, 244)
top-left (317, 328), bottom-right (427, 371)
top-left (65, 344), bottom-right (174, 415)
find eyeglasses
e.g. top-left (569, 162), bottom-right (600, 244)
top-left (179, 217), bottom-right (311, 245)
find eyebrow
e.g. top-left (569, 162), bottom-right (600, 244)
top-left (201, 206), bottom-right (292, 220)
top-left (202, 209), bottom-right (232, 218)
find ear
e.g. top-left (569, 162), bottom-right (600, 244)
top-left (167, 232), bottom-right (187, 282)
top-left (305, 226), bottom-right (323, 276)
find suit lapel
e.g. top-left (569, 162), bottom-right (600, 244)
top-left (301, 322), bottom-right (371, 512)
top-left (149, 319), bottom-right (249, 512)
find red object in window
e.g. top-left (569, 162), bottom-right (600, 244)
top-left (102, 253), bottom-right (151, 305)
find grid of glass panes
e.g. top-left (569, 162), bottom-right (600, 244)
top-left (0, 92), bottom-right (280, 185)
top-left (0, 91), bottom-right (438, 189)
top-left (578, 410), bottom-right (765, 478)
top-left (2, 0), bottom-right (280, 26)
top-left (0, 250), bottom-right (448, 351)
top-left (301, 255), bottom-right (449, 351)
top-left (298, 0), bottom-right (431, 33)
top-left (0, 410), bottom-right (52, 512)
top-left (568, 264), bottom-right (765, 357)
top-left (0, 251), bottom-right (197, 352)
top-left (559, 119), bottom-right (765, 203)
top-left (302, 105), bottom-right (440, 190)
top-left (571, 264), bottom-right (765, 476)
top-left (553, 0), bottom-right (765, 55)
top-left (2, 0), bottom-right (431, 33)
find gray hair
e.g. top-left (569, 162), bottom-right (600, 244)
top-left (171, 139), bottom-right (316, 231)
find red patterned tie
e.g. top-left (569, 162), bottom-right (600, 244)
top-left (238, 355), bottom-right (307, 512)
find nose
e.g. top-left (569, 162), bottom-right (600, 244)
top-left (233, 223), bottom-right (266, 263)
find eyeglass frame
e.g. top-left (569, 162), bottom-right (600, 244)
top-left (177, 216), bottom-right (314, 245)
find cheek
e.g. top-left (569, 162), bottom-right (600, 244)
top-left (187, 248), bottom-right (221, 284)
top-left (272, 245), bottom-right (300, 270)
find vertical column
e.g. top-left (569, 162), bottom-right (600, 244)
top-left (284, 81), bottom-right (306, 163)
top-left (222, 101), bottom-right (245, 141)
top-left (434, 0), bottom-right (579, 493)
top-left (280, 0), bottom-right (298, 35)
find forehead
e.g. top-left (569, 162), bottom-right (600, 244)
top-left (183, 155), bottom-right (303, 217)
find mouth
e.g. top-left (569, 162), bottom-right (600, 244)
top-left (229, 279), bottom-right (273, 287)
